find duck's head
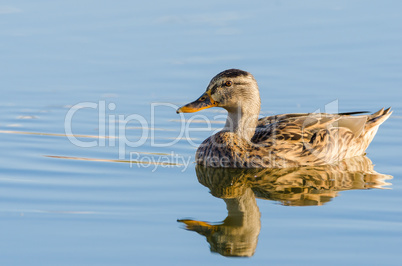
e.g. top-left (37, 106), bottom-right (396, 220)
top-left (176, 69), bottom-right (261, 114)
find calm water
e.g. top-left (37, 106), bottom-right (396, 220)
top-left (1, 1), bottom-right (402, 265)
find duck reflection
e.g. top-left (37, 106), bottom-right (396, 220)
top-left (178, 156), bottom-right (392, 257)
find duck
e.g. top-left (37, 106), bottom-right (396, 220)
top-left (176, 69), bottom-right (392, 168)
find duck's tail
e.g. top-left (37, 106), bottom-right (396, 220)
top-left (361, 107), bottom-right (392, 151)
top-left (366, 107), bottom-right (393, 129)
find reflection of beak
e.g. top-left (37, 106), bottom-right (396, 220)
top-left (176, 91), bottom-right (218, 113)
top-left (177, 219), bottom-right (218, 234)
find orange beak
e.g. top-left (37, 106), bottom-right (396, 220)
top-left (176, 91), bottom-right (218, 113)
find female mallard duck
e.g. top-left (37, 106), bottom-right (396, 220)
top-left (176, 69), bottom-right (392, 168)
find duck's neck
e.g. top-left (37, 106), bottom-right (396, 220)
top-left (223, 101), bottom-right (261, 141)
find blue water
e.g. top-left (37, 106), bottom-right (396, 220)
top-left (1, 1), bottom-right (402, 265)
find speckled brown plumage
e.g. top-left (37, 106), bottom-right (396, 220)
top-left (177, 69), bottom-right (392, 168)
top-left (196, 109), bottom-right (392, 168)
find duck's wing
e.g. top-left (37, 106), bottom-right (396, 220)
top-left (251, 113), bottom-right (369, 165)
top-left (253, 113), bottom-right (346, 143)
top-left (254, 108), bottom-right (392, 138)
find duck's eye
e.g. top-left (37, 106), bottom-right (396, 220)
top-left (225, 81), bottom-right (233, 87)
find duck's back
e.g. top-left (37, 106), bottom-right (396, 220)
top-left (251, 108), bottom-right (392, 167)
